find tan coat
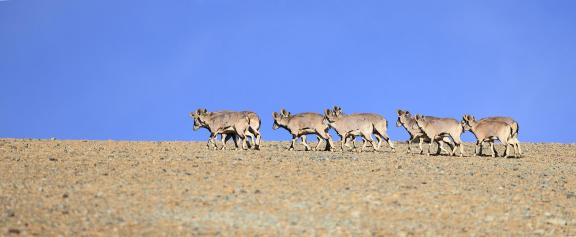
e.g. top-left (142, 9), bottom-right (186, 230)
top-left (413, 115), bottom-right (465, 156)
top-left (462, 115), bottom-right (520, 157)
top-left (272, 109), bottom-right (334, 151)
top-left (324, 106), bottom-right (394, 152)
top-left (396, 110), bottom-right (453, 155)
top-left (190, 109), bottom-right (261, 150)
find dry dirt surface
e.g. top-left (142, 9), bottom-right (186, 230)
top-left (1, 138), bottom-right (575, 236)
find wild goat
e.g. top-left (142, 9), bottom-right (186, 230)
top-left (396, 109), bottom-right (454, 155)
top-left (272, 109), bottom-right (334, 151)
top-left (323, 106), bottom-right (394, 152)
top-left (462, 115), bottom-right (520, 158)
top-left (190, 109), bottom-right (261, 150)
top-left (413, 115), bottom-right (465, 156)
top-left (462, 115), bottom-right (521, 156)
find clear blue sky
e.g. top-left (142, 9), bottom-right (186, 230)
top-left (1, 0), bottom-right (575, 143)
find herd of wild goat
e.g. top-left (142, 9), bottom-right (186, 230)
top-left (189, 106), bottom-right (522, 158)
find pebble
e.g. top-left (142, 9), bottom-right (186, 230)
top-left (484, 215), bottom-right (495, 222)
top-left (546, 218), bottom-right (567, 226)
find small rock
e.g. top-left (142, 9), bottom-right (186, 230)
top-left (6, 209), bottom-right (15, 217)
top-left (8, 228), bottom-right (21, 234)
top-left (533, 229), bottom-right (545, 235)
top-left (546, 218), bottom-right (567, 226)
top-left (62, 193), bottom-right (69, 199)
top-left (254, 189), bottom-right (261, 194)
top-left (48, 157), bottom-right (58, 161)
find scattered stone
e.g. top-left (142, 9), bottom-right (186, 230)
top-left (48, 157), bottom-right (58, 161)
top-left (8, 228), bottom-right (21, 234)
top-left (6, 209), bottom-right (15, 217)
top-left (62, 193), bottom-right (69, 199)
top-left (484, 215), bottom-right (495, 222)
top-left (546, 218), bottom-right (567, 226)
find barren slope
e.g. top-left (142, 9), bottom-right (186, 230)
top-left (1, 139), bottom-right (575, 236)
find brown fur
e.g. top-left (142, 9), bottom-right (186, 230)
top-left (413, 115), bottom-right (465, 157)
top-left (324, 106), bottom-right (394, 152)
top-left (272, 109), bottom-right (334, 151)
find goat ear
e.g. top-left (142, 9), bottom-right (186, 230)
top-left (201, 108), bottom-right (207, 114)
top-left (287, 112), bottom-right (291, 117)
top-left (280, 108), bottom-right (288, 116)
top-left (272, 112), bottom-right (279, 118)
top-left (324, 109), bottom-right (331, 115)
top-left (397, 109), bottom-right (404, 116)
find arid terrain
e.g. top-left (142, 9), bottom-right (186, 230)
top-left (0, 138), bottom-right (575, 236)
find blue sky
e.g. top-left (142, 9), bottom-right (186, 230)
top-left (1, 0), bottom-right (575, 143)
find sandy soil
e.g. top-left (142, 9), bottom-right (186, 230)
top-left (0, 138), bottom-right (575, 236)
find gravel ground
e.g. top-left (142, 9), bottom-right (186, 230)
top-left (1, 139), bottom-right (575, 236)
